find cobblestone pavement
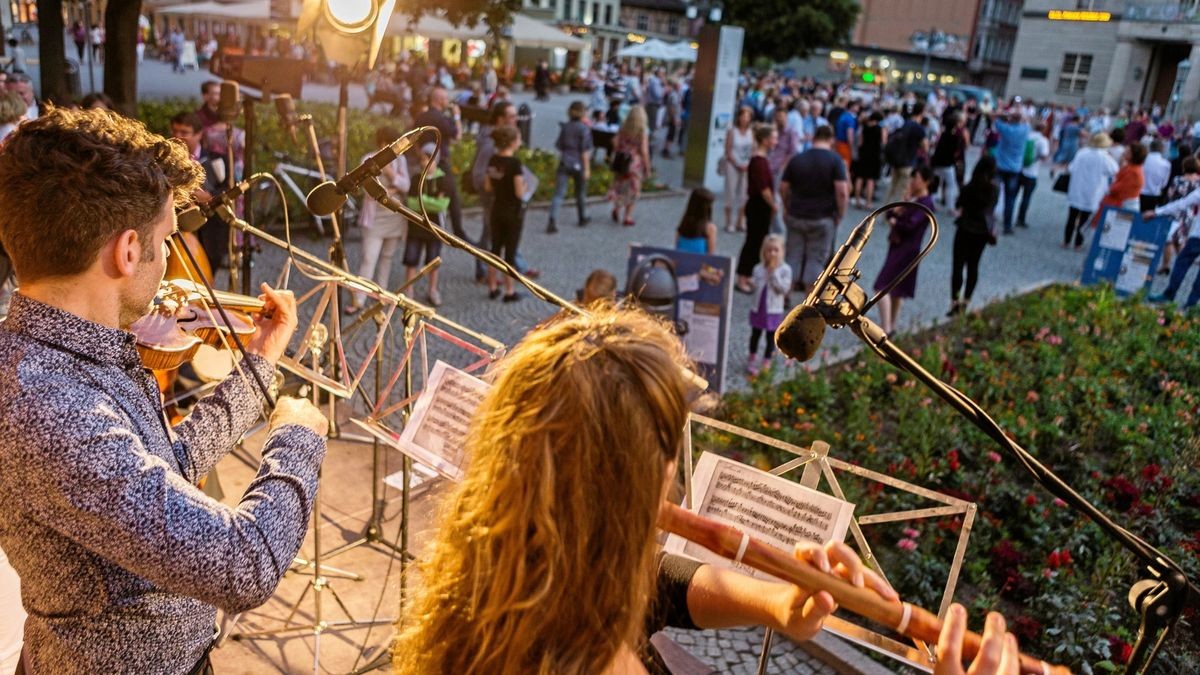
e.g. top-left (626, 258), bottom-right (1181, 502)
top-left (663, 626), bottom-right (837, 674)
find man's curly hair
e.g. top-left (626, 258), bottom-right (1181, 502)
top-left (0, 105), bottom-right (203, 282)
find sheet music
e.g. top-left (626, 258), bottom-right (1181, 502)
top-left (666, 452), bottom-right (855, 581)
top-left (396, 360), bottom-right (490, 481)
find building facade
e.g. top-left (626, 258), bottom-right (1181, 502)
top-left (618, 0), bottom-right (698, 48)
top-left (1007, 1), bottom-right (1200, 117)
top-left (523, 0), bottom-right (625, 65)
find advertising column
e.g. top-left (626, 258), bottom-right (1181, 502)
top-left (683, 24), bottom-right (744, 193)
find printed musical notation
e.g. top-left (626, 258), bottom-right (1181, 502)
top-left (666, 452), bottom-right (855, 581)
top-left (397, 360), bottom-right (490, 482)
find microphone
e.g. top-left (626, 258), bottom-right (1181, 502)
top-left (177, 179), bottom-right (252, 232)
top-left (218, 81), bottom-right (240, 125)
top-left (306, 134), bottom-right (418, 217)
top-left (774, 217), bottom-right (876, 362)
top-left (274, 94), bottom-right (298, 144)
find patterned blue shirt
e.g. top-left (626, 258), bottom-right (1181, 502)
top-left (0, 293), bottom-right (326, 674)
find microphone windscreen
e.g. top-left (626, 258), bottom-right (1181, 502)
top-left (306, 181), bottom-right (345, 217)
top-left (219, 81), bottom-right (240, 123)
top-left (177, 206), bottom-right (207, 233)
top-left (774, 304), bottom-right (827, 362)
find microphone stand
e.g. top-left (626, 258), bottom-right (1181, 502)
top-left (812, 278), bottom-right (1197, 673)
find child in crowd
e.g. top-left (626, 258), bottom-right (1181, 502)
top-left (579, 269), bottom-right (617, 306)
top-left (404, 143), bottom-right (448, 306)
top-left (675, 188), bottom-right (717, 255)
top-left (747, 234), bottom-right (791, 375)
top-left (485, 125), bottom-right (527, 302)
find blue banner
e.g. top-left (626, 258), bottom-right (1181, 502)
top-left (626, 246), bottom-right (734, 393)
top-left (1081, 207), bottom-right (1172, 297)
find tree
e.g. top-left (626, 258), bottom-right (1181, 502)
top-left (36, 0), bottom-right (69, 104)
top-left (723, 0), bottom-right (860, 64)
top-left (104, 0), bottom-right (142, 116)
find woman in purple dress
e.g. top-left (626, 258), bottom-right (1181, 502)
top-left (873, 164), bottom-right (938, 334)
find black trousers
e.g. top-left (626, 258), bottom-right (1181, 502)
top-left (1063, 207), bottom-right (1092, 248)
top-left (750, 327), bottom-right (776, 358)
top-left (951, 228), bottom-right (990, 302)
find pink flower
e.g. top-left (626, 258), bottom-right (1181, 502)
top-left (903, 527), bottom-right (921, 539)
top-left (1047, 335), bottom-right (1063, 345)
top-left (987, 451), bottom-right (1002, 464)
top-left (1025, 390), bottom-right (1040, 403)
top-left (897, 538), bottom-right (918, 552)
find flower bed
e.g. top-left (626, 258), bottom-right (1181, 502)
top-left (712, 285), bottom-right (1200, 671)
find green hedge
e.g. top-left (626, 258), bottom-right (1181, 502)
top-left (137, 99), bottom-right (647, 221)
top-left (712, 285), bottom-right (1200, 671)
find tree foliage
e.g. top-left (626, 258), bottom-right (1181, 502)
top-left (723, 0), bottom-right (860, 64)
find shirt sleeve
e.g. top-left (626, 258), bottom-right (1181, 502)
top-left (5, 382), bottom-right (327, 615)
top-left (645, 552), bottom-right (704, 634)
top-left (171, 354), bottom-right (274, 481)
top-left (1156, 185), bottom-right (1200, 218)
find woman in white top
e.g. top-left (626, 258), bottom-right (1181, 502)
top-left (1064, 132), bottom-right (1119, 248)
top-left (347, 126), bottom-right (411, 313)
top-left (723, 105), bottom-right (755, 233)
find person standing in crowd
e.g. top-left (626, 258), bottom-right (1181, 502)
top-left (1052, 112), bottom-right (1081, 174)
top-left (89, 23), bottom-right (104, 64)
top-left (485, 125), bottom-right (527, 302)
top-left (930, 112), bottom-right (967, 211)
top-left (1157, 156), bottom-right (1200, 275)
top-left (0, 92), bottom-right (24, 144)
top-left (767, 105), bottom-right (800, 226)
top-left (780, 125), bottom-right (848, 294)
top-left (723, 106), bottom-right (755, 233)
top-left (194, 80), bottom-right (222, 129)
top-left (482, 63), bottom-right (498, 98)
top-left (1014, 120), bottom-right (1051, 229)
top-left (414, 86), bottom-right (467, 242)
top-left (1139, 139), bottom-right (1172, 213)
top-left (1064, 133), bottom-right (1119, 249)
top-left (834, 100), bottom-right (859, 170)
top-left (547, 101), bottom-right (593, 233)
top-left (533, 60), bottom-right (551, 102)
top-left (746, 234), bottom-right (792, 375)
top-left (347, 125), bottom-right (410, 313)
top-left (609, 105), bottom-right (651, 227)
top-left (993, 108), bottom-right (1030, 235)
top-left (949, 155), bottom-right (1000, 316)
top-left (168, 112), bottom-right (226, 272)
top-left (885, 102), bottom-right (927, 202)
top-left (0, 105), bottom-right (328, 675)
top-left (644, 67), bottom-right (665, 155)
top-left (4, 74), bottom-right (38, 121)
top-left (403, 143), bottom-right (447, 307)
top-left (662, 77), bottom-right (682, 159)
top-left (852, 111), bottom-right (885, 210)
top-left (470, 101), bottom-right (539, 281)
top-left (1093, 143), bottom-right (1147, 229)
top-left (736, 124), bottom-right (779, 293)
top-left (874, 165), bottom-right (937, 333)
top-left (70, 20), bottom-right (88, 62)
top-left (675, 188), bottom-right (717, 255)
top-left (1108, 127), bottom-right (1127, 164)
top-left (1147, 176), bottom-right (1200, 309)
top-left (1124, 110), bottom-right (1149, 146)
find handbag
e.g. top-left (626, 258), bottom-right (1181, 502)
top-left (1052, 172), bottom-right (1070, 193)
top-left (716, 156), bottom-right (727, 177)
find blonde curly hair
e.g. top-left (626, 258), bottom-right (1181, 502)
top-left (393, 307), bottom-right (694, 674)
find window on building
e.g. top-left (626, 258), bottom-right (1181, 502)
top-left (604, 4), bottom-right (612, 25)
top-left (636, 13), bottom-right (648, 30)
top-left (1057, 53), bottom-right (1092, 94)
top-left (1021, 67), bottom-right (1048, 80)
top-left (591, 2), bottom-right (599, 24)
top-left (668, 15), bottom-right (679, 35)
top-left (579, 0), bottom-right (587, 23)
top-left (564, 0), bottom-right (571, 20)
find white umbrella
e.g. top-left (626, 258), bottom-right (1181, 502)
top-left (667, 41), bottom-right (697, 63)
top-left (617, 38), bottom-right (678, 61)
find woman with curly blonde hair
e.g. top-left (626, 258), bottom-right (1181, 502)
top-left (393, 307), bottom-right (1015, 674)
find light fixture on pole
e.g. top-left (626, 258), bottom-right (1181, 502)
top-left (297, 0), bottom-right (397, 70)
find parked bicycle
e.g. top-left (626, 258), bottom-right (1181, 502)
top-left (251, 150), bottom-right (359, 236)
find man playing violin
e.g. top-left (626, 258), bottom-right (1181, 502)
top-left (0, 106), bottom-right (329, 674)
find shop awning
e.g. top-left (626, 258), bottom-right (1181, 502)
top-left (386, 12), bottom-right (585, 51)
top-left (508, 14), bottom-right (586, 50)
top-left (157, 0), bottom-right (278, 23)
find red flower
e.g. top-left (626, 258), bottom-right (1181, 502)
top-left (1024, 494), bottom-right (1038, 507)
top-left (1108, 636), bottom-right (1133, 665)
top-left (947, 449), bottom-right (961, 472)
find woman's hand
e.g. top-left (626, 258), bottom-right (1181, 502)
top-left (771, 541), bottom-right (898, 643)
top-left (933, 604), bottom-right (1020, 675)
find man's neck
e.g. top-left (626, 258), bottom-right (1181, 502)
top-left (811, 141), bottom-right (832, 150)
top-left (20, 277), bottom-right (123, 329)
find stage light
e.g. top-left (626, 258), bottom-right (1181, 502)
top-left (326, 0), bottom-right (376, 31)
top-left (298, 0), bottom-right (397, 69)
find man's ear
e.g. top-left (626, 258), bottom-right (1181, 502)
top-left (110, 229), bottom-right (142, 278)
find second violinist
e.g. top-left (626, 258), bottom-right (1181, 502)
top-left (0, 106), bottom-right (330, 675)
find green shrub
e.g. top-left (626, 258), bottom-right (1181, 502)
top-left (714, 285), bottom-right (1200, 671)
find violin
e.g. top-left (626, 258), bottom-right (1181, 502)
top-left (131, 279), bottom-right (266, 371)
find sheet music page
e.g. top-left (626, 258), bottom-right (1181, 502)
top-left (397, 360), bottom-right (490, 481)
top-left (666, 452), bottom-right (855, 581)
